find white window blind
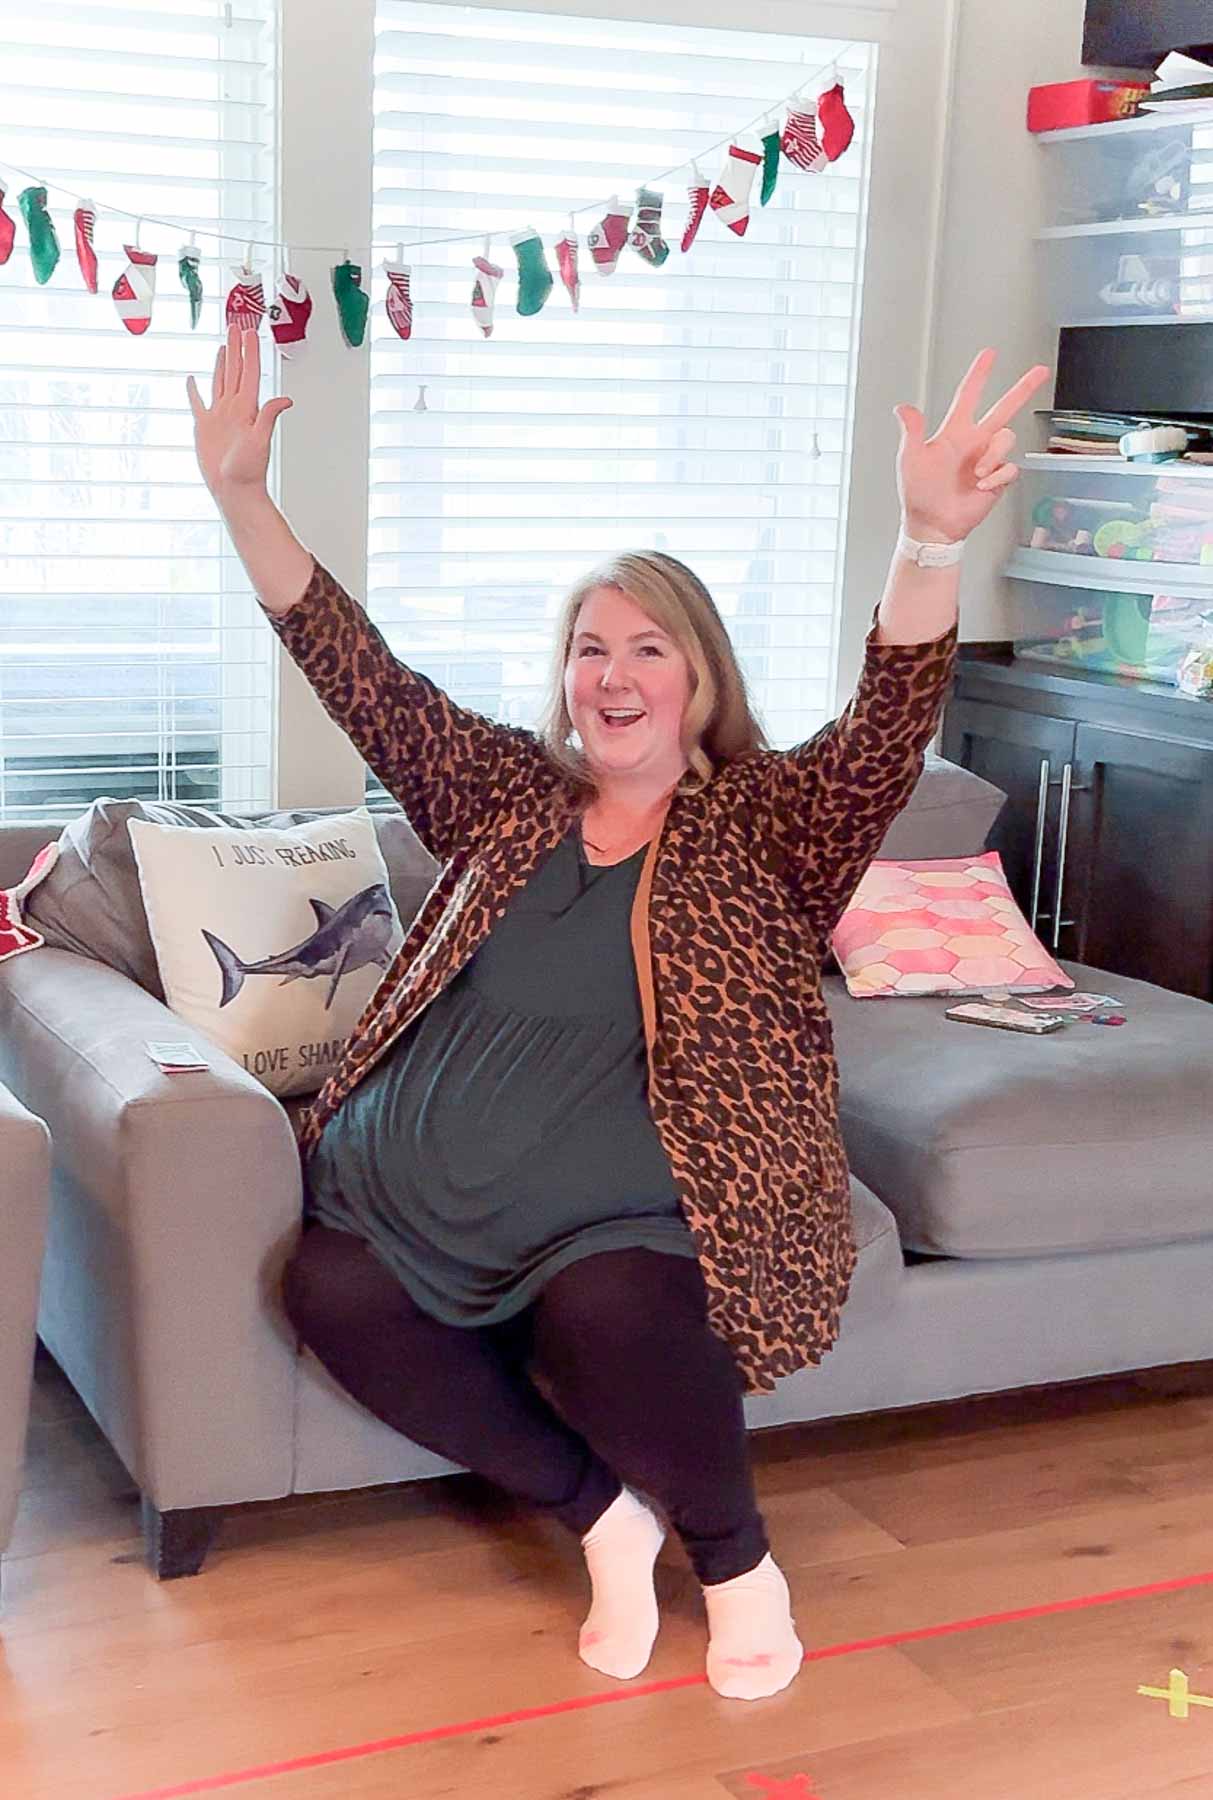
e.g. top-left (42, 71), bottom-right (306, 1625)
top-left (366, 1), bottom-right (875, 782)
top-left (0, 0), bottom-right (279, 823)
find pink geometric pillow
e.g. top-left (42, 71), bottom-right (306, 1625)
top-left (831, 851), bottom-right (1075, 998)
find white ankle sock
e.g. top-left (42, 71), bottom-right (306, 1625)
top-left (702, 1551), bottom-right (805, 1700)
top-left (578, 1485), bottom-right (666, 1679)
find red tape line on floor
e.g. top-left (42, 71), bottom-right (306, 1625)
top-left (110, 1566), bottom-right (1213, 1800)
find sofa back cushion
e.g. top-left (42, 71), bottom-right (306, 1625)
top-left (874, 753), bottom-right (1006, 859)
top-left (14, 755), bottom-right (1003, 998)
top-left (22, 798), bottom-right (438, 1002)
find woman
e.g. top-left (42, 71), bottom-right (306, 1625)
top-left (189, 328), bottom-right (1048, 1701)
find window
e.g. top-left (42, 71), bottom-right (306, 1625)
top-left (0, 0), bottom-right (279, 822)
top-left (366, 0), bottom-right (874, 795)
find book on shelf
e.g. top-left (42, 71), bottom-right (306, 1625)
top-left (1041, 410), bottom-right (1213, 459)
top-left (1047, 437), bottom-right (1124, 455)
top-left (1139, 51), bottom-right (1213, 117)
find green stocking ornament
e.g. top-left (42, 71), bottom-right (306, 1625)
top-left (510, 227), bottom-right (553, 316)
top-left (18, 187), bottom-right (60, 285)
top-left (332, 259), bottom-right (369, 347)
top-left (178, 244), bottom-right (203, 329)
top-left (760, 127), bottom-right (781, 206)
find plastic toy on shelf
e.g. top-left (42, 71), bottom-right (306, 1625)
top-left (1025, 484), bottom-right (1213, 566)
top-left (1177, 634), bottom-right (1213, 697)
top-left (1098, 254), bottom-right (1178, 313)
top-left (1029, 495), bottom-right (1120, 552)
top-left (1014, 589), bottom-right (1213, 684)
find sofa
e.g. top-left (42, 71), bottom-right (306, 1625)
top-left (0, 1080), bottom-right (51, 1601)
top-left (1, 757), bottom-right (1210, 1580)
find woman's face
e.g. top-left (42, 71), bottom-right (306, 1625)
top-left (564, 584), bottom-right (693, 788)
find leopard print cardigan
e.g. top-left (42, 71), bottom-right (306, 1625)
top-left (269, 560), bottom-right (958, 1396)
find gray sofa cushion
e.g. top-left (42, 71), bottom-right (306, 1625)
top-left (874, 753), bottom-right (1006, 860)
top-left (824, 959), bottom-right (1213, 1259)
top-left (23, 799), bottom-right (439, 1001)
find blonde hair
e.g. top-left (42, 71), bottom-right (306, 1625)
top-left (536, 550), bottom-right (772, 799)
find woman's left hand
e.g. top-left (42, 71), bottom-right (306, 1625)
top-left (895, 349), bottom-right (1052, 544)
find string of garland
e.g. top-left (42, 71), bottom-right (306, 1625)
top-left (0, 79), bottom-right (854, 352)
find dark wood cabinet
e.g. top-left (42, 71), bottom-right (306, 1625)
top-left (942, 652), bottom-right (1213, 1000)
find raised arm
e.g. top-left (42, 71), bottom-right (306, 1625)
top-left (768, 349), bottom-right (1051, 953)
top-left (188, 327), bottom-right (546, 859)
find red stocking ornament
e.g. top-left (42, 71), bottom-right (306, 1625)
top-left (588, 197), bottom-right (630, 275)
top-left (74, 200), bottom-right (98, 293)
top-left (681, 166), bottom-right (709, 253)
top-left (225, 264), bottom-right (267, 332)
top-left (556, 229), bottom-right (580, 311)
top-left (818, 82), bottom-right (855, 161)
top-left (270, 271), bottom-right (312, 356)
top-left (781, 104), bottom-right (827, 172)
top-left (0, 188), bottom-right (14, 266)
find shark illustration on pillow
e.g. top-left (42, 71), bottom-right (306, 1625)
top-left (202, 881), bottom-right (398, 1011)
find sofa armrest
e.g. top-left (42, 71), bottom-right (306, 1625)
top-left (0, 950), bottom-right (302, 1511)
top-left (0, 1083), bottom-right (50, 1551)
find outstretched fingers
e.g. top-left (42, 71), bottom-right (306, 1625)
top-left (938, 347), bottom-right (998, 433)
top-left (975, 426), bottom-right (1016, 478)
top-left (977, 363), bottom-right (1051, 435)
top-left (238, 325), bottom-right (260, 405)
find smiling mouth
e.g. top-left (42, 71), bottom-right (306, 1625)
top-left (597, 710), bottom-right (646, 730)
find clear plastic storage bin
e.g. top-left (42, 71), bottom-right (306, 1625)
top-left (1010, 581), bottom-right (1213, 684)
top-left (1008, 459), bottom-right (1213, 683)
top-left (1036, 113), bottom-right (1213, 324)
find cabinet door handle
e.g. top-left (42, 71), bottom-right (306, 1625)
top-left (1030, 757), bottom-right (1049, 928)
top-left (1051, 761), bottom-right (1088, 950)
top-left (1051, 761), bottom-right (1073, 951)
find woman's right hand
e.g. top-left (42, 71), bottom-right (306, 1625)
top-left (186, 323), bottom-right (293, 503)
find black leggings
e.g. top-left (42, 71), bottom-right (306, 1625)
top-left (282, 1225), bottom-right (770, 1585)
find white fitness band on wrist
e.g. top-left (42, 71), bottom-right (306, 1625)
top-left (896, 531), bottom-right (965, 569)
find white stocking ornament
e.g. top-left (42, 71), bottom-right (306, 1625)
top-left (471, 253), bottom-right (504, 338)
top-left (113, 245), bottom-right (158, 335)
top-left (384, 260), bottom-right (413, 339)
top-left (709, 141), bottom-right (763, 237)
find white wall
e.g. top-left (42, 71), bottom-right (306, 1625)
top-left (272, 0), bottom-right (1078, 800)
top-left (275, 0), bottom-right (374, 807)
top-left (923, 0), bottom-right (1088, 645)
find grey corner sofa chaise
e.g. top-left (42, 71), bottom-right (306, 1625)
top-left (0, 756), bottom-right (1210, 1580)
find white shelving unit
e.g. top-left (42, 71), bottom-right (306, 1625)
top-left (1019, 452), bottom-right (1213, 478)
top-left (1032, 107), bottom-right (1213, 327)
top-left (1034, 110), bottom-right (1213, 146)
top-left (1006, 110), bottom-right (1213, 680)
top-left (1038, 211), bottom-right (1213, 239)
top-left (1007, 547), bottom-right (1213, 603)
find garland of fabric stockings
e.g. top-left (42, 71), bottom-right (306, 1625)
top-left (0, 82), bottom-right (853, 350)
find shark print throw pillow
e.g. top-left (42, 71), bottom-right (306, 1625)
top-left (127, 809), bottom-right (405, 1098)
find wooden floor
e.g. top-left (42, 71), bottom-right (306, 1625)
top-left (3, 1351), bottom-right (1213, 1800)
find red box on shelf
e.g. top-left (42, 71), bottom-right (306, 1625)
top-left (1027, 79), bottom-right (1150, 132)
